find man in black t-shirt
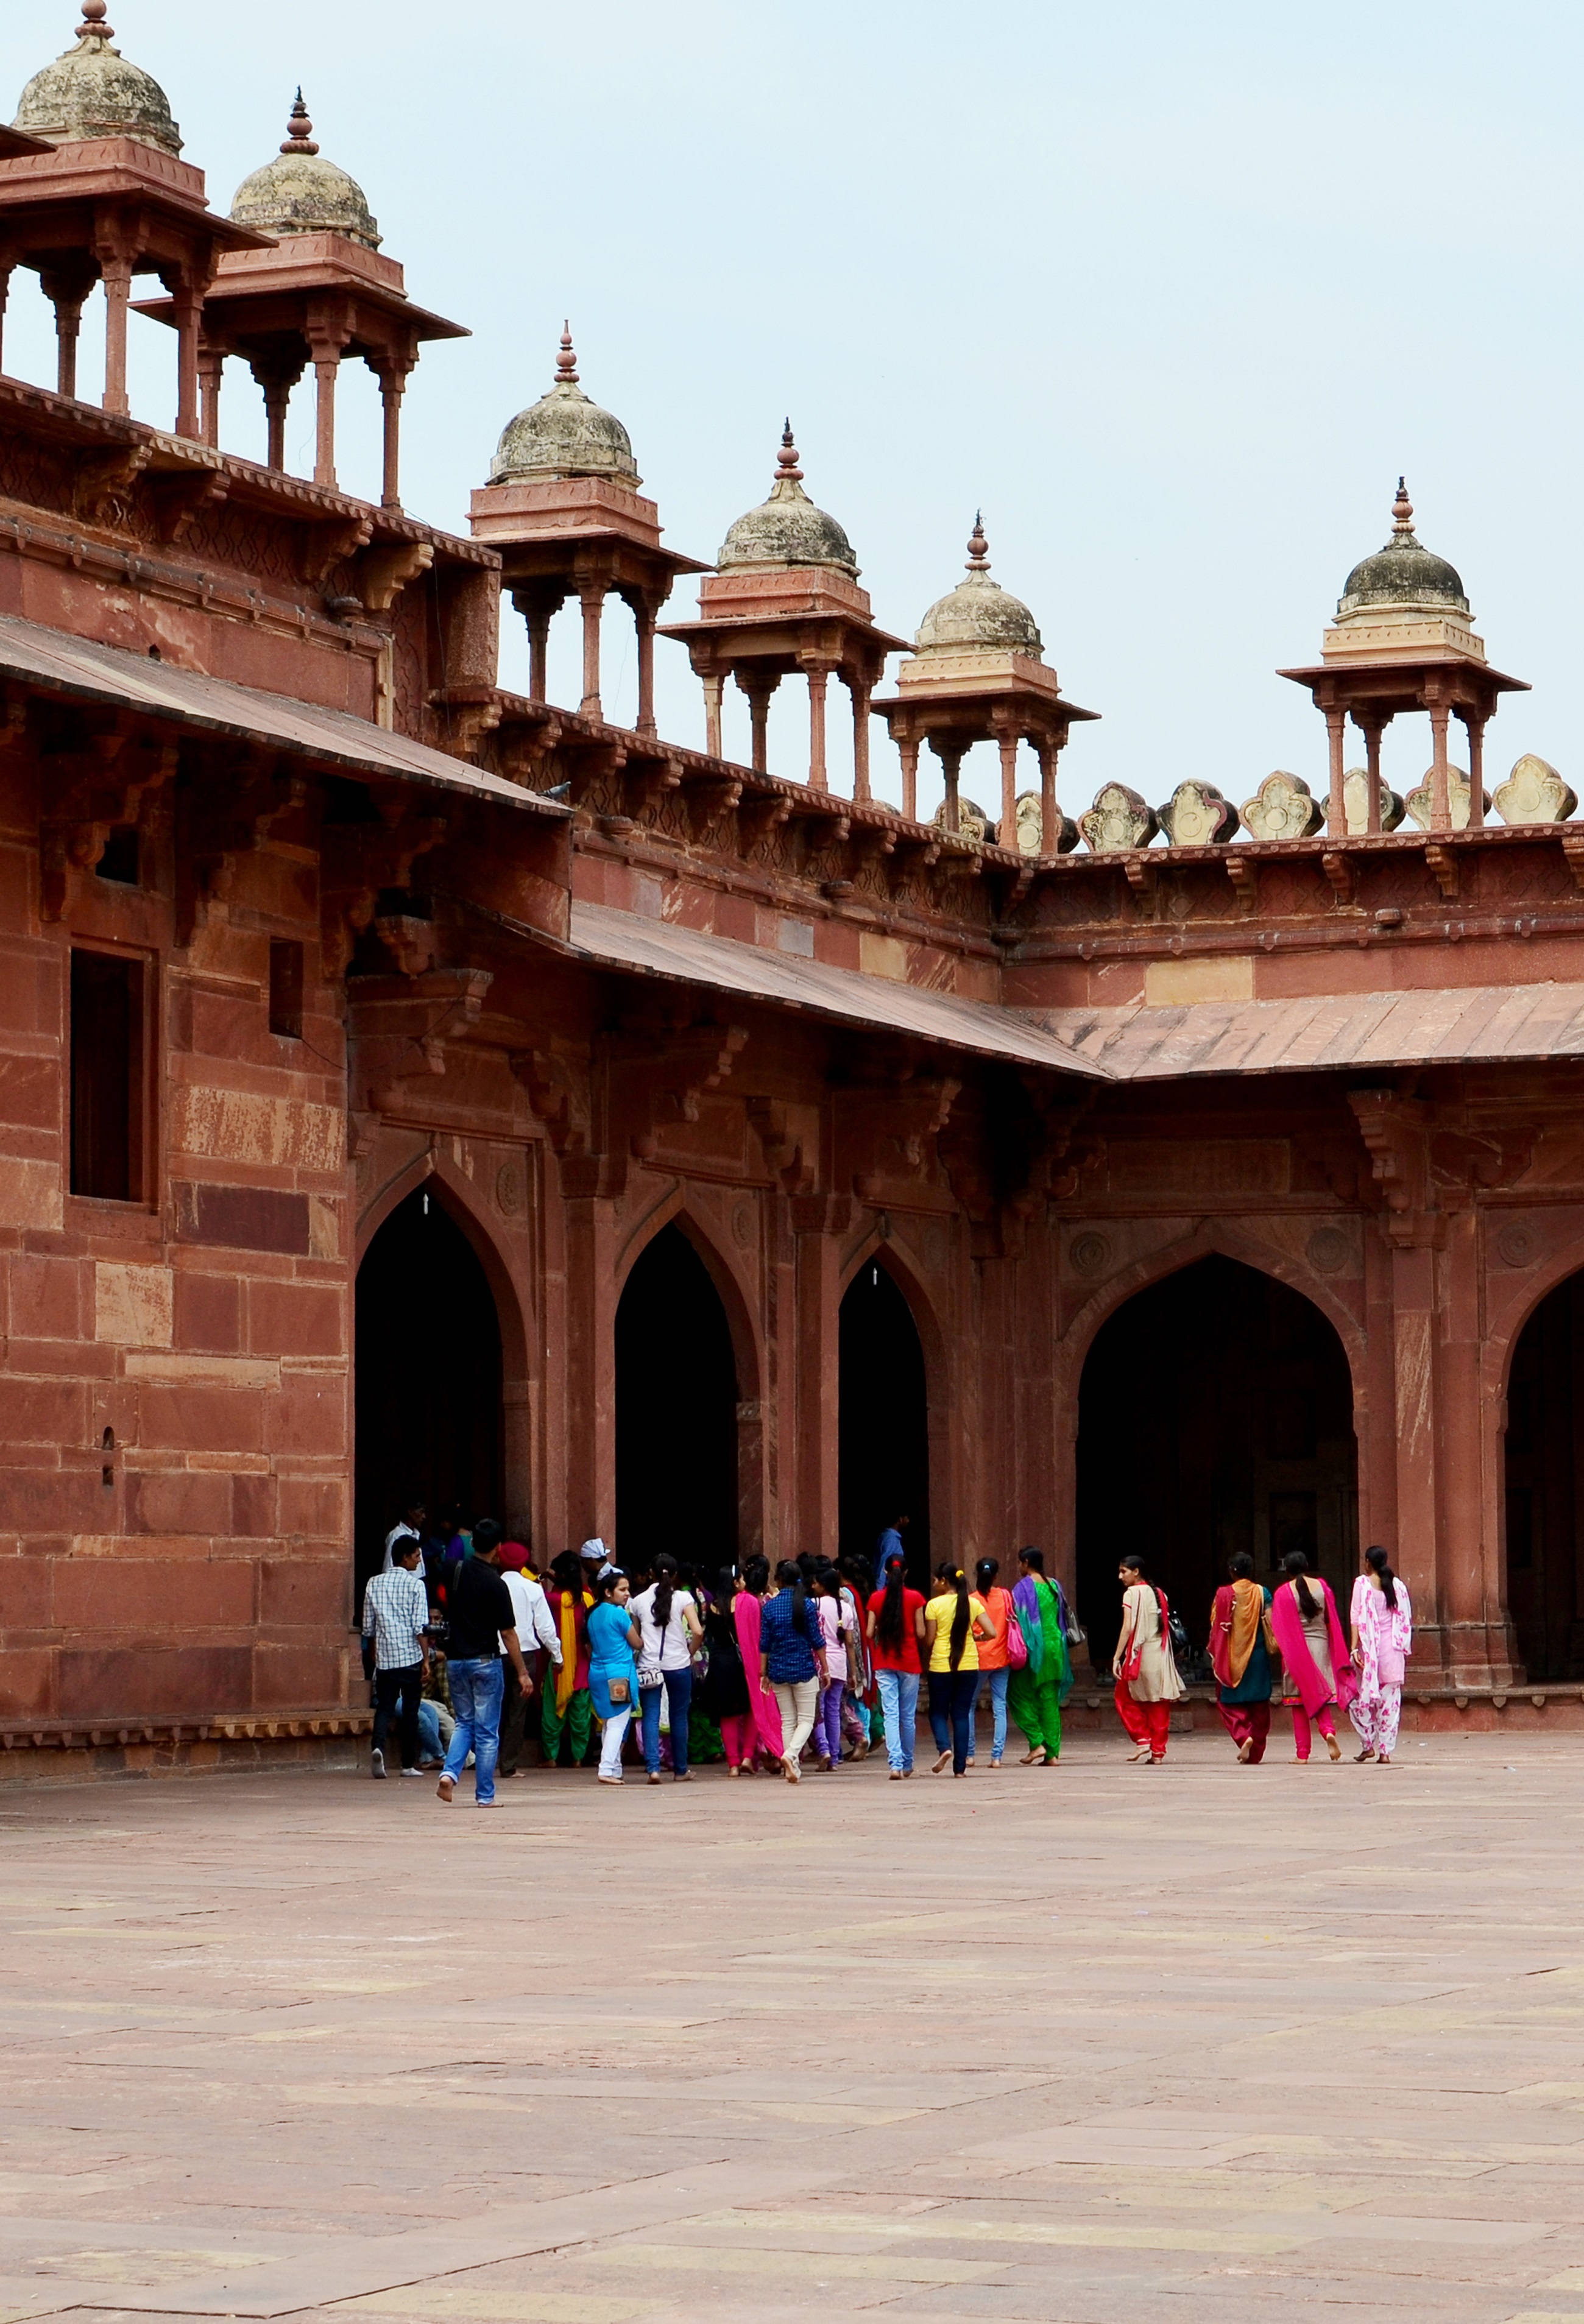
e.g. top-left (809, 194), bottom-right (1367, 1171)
top-left (437, 1519), bottom-right (529, 1807)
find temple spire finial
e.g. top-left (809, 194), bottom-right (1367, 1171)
top-left (77, 0), bottom-right (115, 41)
top-left (776, 419), bottom-right (803, 484)
top-left (966, 511), bottom-right (990, 570)
top-left (556, 323), bottom-right (579, 386)
top-left (280, 88), bottom-right (319, 157)
top-left (1391, 475), bottom-right (1415, 539)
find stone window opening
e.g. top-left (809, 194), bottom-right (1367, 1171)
top-left (69, 949), bottom-right (147, 1204)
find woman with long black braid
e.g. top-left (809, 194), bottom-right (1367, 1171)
top-left (922, 1561), bottom-right (992, 1776)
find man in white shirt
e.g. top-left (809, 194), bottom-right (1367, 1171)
top-left (498, 1542), bottom-right (561, 1776)
top-left (361, 1538), bottom-right (430, 1777)
top-left (383, 1500), bottom-right (427, 1572)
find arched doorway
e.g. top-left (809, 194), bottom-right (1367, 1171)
top-left (839, 1257), bottom-right (930, 1588)
top-left (1504, 1270), bottom-right (1584, 1681)
top-left (615, 1224), bottom-right (739, 1575)
top-left (354, 1186), bottom-right (504, 1597)
top-left (1075, 1255), bottom-right (1357, 1668)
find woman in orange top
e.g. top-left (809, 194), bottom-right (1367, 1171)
top-left (970, 1556), bottom-right (1016, 1770)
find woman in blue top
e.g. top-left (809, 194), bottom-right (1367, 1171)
top-left (758, 1559), bottom-right (829, 1784)
top-left (585, 1569), bottom-right (640, 1785)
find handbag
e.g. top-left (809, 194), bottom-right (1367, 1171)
top-left (607, 1674), bottom-right (631, 1707)
top-left (1004, 1595), bottom-right (1030, 1670)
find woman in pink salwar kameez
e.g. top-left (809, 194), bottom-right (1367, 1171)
top-left (1269, 1550), bottom-right (1357, 1764)
top-left (1349, 1544), bottom-right (1412, 1765)
top-left (734, 1556), bottom-right (782, 1768)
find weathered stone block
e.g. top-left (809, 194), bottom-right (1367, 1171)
top-left (1239, 772), bottom-right (1323, 840)
top-left (124, 1468), bottom-right (233, 1537)
top-left (57, 1645), bottom-right (252, 1720)
top-left (94, 1262), bottom-right (173, 1349)
top-left (1079, 783), bottom-right (1158, 852)
top-left (258, 1558), bottom-right (348, 1631)
top-left (1493, 753), bottom-right (1577, 826)
top-left (174, 1182), bottom-right (313, 1255)
top-left (247, 1281), bottom-right (344, 1358)
top-left (7, 1257), bottom-right (86, 1342)
top-left (171, 1087), bottom-right (343, 1173)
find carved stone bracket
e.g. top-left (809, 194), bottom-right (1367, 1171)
top-left (359, 540), bottom-right (435, 612)
top-left (320, 808), bottom-right (448, 977)
top-left (1225, 853), bottom-right (1258, 913)
top-left (41, 735), bottom-right (177, 920)
top-left (1348, 1087), bottom-right (1438, 1246)
top-left (1320, 850), bottom-right (1356, 905)
top-left (747, 1095), bottom-right (816, 1195)
top-left (607, 1022), bottom-right (750, 1160)
top-left (838, 1071), bottom-right (960, 1200)
top-left (299, 512), bottom-right (375, 592)
top-left (149, 467), bottom-right (228, 547)
top-left (1424, 842), bottom-right (1460, 902)
top-left (73, 442), bottom-right (152, 528)
top-left (368, 969), bottom-right (494, 1111)
top-left (684, 771), bottom-right (743, 842)
top-left (511, 1045), bottom-right (591, 1157)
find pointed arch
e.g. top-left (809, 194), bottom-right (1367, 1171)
top-left (617, 1185), bottom-right (764, 1406)
top-left (838, 1232), bottom-right (950, 1583)
top-left (1487, 1234), bottom-right (1584, 1684)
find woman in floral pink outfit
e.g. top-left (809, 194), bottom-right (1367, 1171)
top-left (1349, 1545), bottom-right (1412, 1765)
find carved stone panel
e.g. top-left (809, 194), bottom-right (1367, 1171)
top-left (1402, 765), bottom-right (1489, 831)
top-left (1340, 766), bottom-right (1406, 833)
top-left (1078, 783), bottom-right (1158, 853)
top-left (1493, 754), bottom-right (1577, 827)
top-left (1239, 772), bottom-right (1323, 841)
top-left (1156, 780), bottom-right (1237, 848)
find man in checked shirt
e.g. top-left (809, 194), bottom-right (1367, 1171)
top-left (361, 1536), bottom-right (431, 1778)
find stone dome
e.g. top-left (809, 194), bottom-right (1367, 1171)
top-left (12, 2), bottom-right (180, 155)
top-left (914, 518), bottom-right (1043, 656)
top-left (230, 94), bottom-right (381, 250)
top-left (1338, 478), bottom-right (1468, 616)
top-left (717, 425), bottom-right (858, 574)
top-left (490, 327), bottom-right (640, 487)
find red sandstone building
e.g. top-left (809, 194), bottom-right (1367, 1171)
top-left (3, 9), bottom-right (1583, 1778)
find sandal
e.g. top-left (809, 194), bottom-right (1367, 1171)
top-left (931, 1750), bottom-right (952, 1775)
top-left (1020, 1748), bottom-right (1047, 1767)
top-left (1354, 1748), bottom-right (1376, 1762)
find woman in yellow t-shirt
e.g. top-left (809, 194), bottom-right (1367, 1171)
top-left (922, 1561), bottom-right (994, 1777)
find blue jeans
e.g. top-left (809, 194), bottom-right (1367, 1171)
top-left (442, 1657), bottom-right (504, 1802)
top-left (640, 1667), bottom-right (694, 1776)
top-left (875, 1668), bottom-right (919, 1773)
top-left (980, 1665), bottom-right (1008, 1760)
top-left (928, 1669), bottom-right (978, 1774)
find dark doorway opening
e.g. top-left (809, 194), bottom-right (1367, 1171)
top-left (615, 1224), bottom-right (739, 1577)
top-left (1505, 1271), bottom-right (1584, 1681)
top-left (1075, 1256), bottom-right (1357, 1670)
top-left (839, 1259), bottom-right (930, 1589)
top-left (355, 1188), bottom-right (503, 1600)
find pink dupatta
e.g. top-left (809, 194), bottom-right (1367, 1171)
top-left (1269, 1577), bottom-right (1359, 1716)
top-left (734, 1589), bottom-right (783, 1757)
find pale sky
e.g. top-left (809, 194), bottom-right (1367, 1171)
top-left (5, 0), bottom-right (1580, 824)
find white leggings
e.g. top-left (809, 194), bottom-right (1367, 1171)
top-left (599, 1708), bottom-right (631, 1778)
top-left (773, 1679), bottom-right (819, 1762)
top-left (1348, 1686), bottom-right (1402, 1756)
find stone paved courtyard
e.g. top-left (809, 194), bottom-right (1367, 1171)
top-left (4, 1729), bottom-right (1584, 2324)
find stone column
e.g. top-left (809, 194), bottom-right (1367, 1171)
top-left (736, 671), bottom-right (778, 774)
top-left (1389, 1238), bottom-right (1444, 1661)
top-left (1324, 705), bottom-right (1346, 837)
top-left (1357, 714), bottom-right (1386, 835)
top-left (251, 356), bottom-right (303, 472)
top-left (793, 1199), bottom-right (845, 1564)
top-left (511, 589), bottom-right (557, 703)
top-left (849, 675), bottom-right (872, 804)
top-left (1459, 707), bottom-right (1488, 816)
top-left (634, 600), bottom-right (658, 738)
top-left (373, 356), bottom-right (415, 513)
top-left (197, 346), bottom-right (223, 448)
top-left (997, 729), bottom-right (1020, 845)
top-left (1428, 697), bottom-right (1451, 832)
top-left (98, 253), bottom-right (134, 417)
top-left (934, 741), bottom-right (966, 834)
top-left (1034, 733), bottom-right (1061, 853)
top-left (898, 735), bottom-right (921, 823)
top-left (562, 1185), bottom-right (619, 1546)
top-left (1438, 1207), bottom-right (1508, 1686)
top-left (702, 670), bottom-right (725, 761)
top-left (40, 267), bottom-right (91, 402)
top-left (170, 269), bottom-right (208, 440)
top-left (578, 581), bottom-right (605, 721)
top-left (806, 666), bottom-right (830, 791)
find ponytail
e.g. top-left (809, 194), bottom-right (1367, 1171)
top-left (652, 1552), bottom-right (677, 1633)
top-left (877, 1556), bottom-right (907, 1651)
top-left (975, 1557), bottom-right (999, 1595)
top-left (947, 1566), bottom-right (971, 1672)
top-left (1366, 1543), bottom-right (1398, 1611)
top-left (776, 1557), bottom-right (810, 1640)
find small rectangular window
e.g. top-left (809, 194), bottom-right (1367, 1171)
top-left (269, 939), bottom-right (303, 1039)
top-left (95, 827), bottom-right (140, 886)
top-left (70, 950), bottom-right (145, 1201)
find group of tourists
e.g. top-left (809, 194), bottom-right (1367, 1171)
top-left (358, 1508), bottom-right (1082, 1803)
top-left (358, 1507), bottom-right (1413, 1804)
top-left (1118, 1544), bottom-right (1413, 1768)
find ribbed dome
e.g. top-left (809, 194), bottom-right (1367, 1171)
top-left (230, 94), bottom-right (380, 249)
top-left (12, 2), bottom-right (180, 155)
top-left (718, 424), bottom-right (857, 574)
top-left (490, 327), bottom-right (640, 486)
top-left (914, 518), bottom-right (1042, 656)
top-left (1338, 478), bottom-right (1468, 615)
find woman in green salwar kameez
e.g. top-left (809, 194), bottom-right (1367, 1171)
top-left (1008, 1546), bottom-right (1074, 1765)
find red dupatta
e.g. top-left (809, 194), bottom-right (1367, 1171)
top-left (734, 1589), bottom-right (783, 1756)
